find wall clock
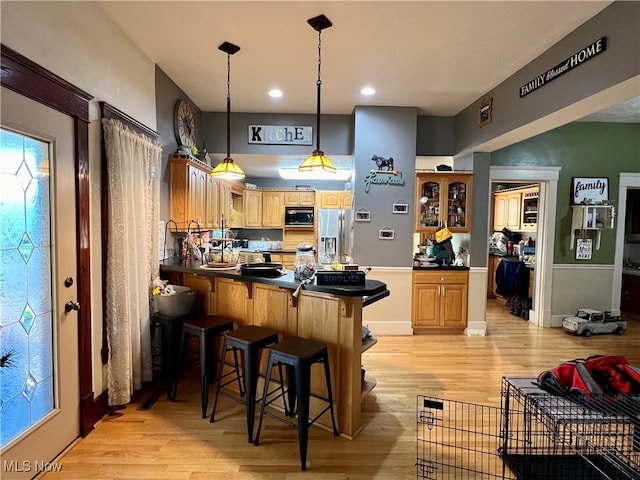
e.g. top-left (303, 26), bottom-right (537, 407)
top-left (174, 99), bottom-right (197, 147)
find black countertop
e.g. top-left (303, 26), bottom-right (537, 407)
top-left (160, 258), bottom-right (390, 302)
top-left (412, 265), bottom-right (470, 271)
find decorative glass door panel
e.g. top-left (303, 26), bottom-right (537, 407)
top-left (418, 181), bottom-right (441, 228)
top-left (1, 86), bottom-right (79, 477)
top-left (0, 129), bottom-right (55, 446)
top-left (446, 181), bottom-right (469, 229)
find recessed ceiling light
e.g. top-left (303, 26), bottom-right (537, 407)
top-left (360, 87), bottom-right (376, 96)
top-left (269, 89), bottom-right (283, 98)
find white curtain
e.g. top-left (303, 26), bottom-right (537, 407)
top-left (102, 118), bottom-right (162, 406)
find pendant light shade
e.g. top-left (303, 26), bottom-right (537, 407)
top-left (298, 14), bottom-right (336, 174)
top-left (212, 41), bottom-right (245, 180)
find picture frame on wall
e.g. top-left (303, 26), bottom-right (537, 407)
top-left (392, 201), bottom-right (408, 214)
top-left (576, 238), bottom-right (593, 260)
top-left (355, 209), bottom-right (371, 222)
top-left (571, 177), bottom-right (609, 205)
top-left (379, 228), bottom-right (395, 240)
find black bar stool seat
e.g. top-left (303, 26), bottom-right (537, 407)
top-left (253, 336), bottom-right (339, 471)
top-left (171, 315), bottom-right (236, 417)
top-left (210, 325), bottom-right (279, 443)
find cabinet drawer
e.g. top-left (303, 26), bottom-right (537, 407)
top-left (413, 270), bottom-right (468, 284)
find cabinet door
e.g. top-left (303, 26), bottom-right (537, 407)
top-left (219, 181), bottom-right (234, 227)
top-left (205, 175), bottom-right (220, 229)
top-left (445, 176), bottom-right (471, 231)
top-left (244, 190), bottom-right (263, 227)
top-left (505, 192), bottom-right (521, 230)
top-left (262, 191), bottom-right (284, 227)
top-left (283, 191), bottom-right (300, 206)
top-left (412, 284), bottom-right (440, 327)
top-left (188, 164), bottom-right (206, 226)
top-left (493, 194), bottom-right (507, 231)
top-left (341, 191), bottom-right (352, 209)
top-left (319, 191), bottom-right (341, 209)
top-left (299, 190), bottom-right (316, 206)
top-left (441, 284), bottom-right (468, 327)
top-left (416, 177), bottom-right (443, 230)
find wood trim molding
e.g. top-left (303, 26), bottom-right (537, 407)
top-left (1, 44), bottom-right (98, 436)
top-left (100, 101), bottom-right (159, 139)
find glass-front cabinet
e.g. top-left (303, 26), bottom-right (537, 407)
top-left (415, 173), bottom-right (473, 233)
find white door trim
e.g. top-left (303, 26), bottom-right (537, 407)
top-left (612, 172), bottom-right (640, 315)
top-left (489, 166), bottom-right (561, 327)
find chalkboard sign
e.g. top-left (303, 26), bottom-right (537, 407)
top-left (316, 271), bottom-right (366, 286)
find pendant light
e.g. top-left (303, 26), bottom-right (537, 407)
top-left (298, 14), bottom-right (337, 174)
top-left (211, 41), bottom-right (245, 180)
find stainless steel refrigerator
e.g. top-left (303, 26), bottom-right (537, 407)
top-left (317, 209), bottom-right (354, 265)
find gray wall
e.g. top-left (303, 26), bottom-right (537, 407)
top-left (417, 116), bottom-right (455, 156)
top-left (467, 153), bottom-right (491, 268)
top-left (200, 111), bottom-right (353, 157)
top-left (454, 1), bottom-right (640, 154)
top-left (352, 106), bottom-right (417, 267)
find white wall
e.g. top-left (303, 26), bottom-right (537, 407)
top-left (2, 2), bottom-right (158, 396)
top-left (550, 265), bottom-right (615, 327)
top-left (362, 267), bottom-right (413, 335)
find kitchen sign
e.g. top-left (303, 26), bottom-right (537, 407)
top-left (571, 177), bottom-right (609, 205)
top-left (519, 37), bottom-right (607, 98)
top-left (248, 125), bottom-right (312, 145)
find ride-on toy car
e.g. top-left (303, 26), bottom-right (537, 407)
top-left (562, 308), bottom-right (627, 337)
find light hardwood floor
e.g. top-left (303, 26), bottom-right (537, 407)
top-left (41, 300), bottom-right (640, 479)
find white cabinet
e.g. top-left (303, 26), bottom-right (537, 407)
top-left (570, 205), bottom-right (615, 250)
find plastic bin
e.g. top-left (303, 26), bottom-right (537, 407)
top-left (155, 285), bottom-right (196, 317)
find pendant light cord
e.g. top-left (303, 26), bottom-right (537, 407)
top-left (226, 53), bottom-right (231, 159)
top-left (316, 29), bottom-right (322, 152)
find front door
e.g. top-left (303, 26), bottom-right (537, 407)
top-left (1, 87), bottom-right (80, 479)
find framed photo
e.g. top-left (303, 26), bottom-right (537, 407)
top-left (355, 209), bottom-right (370, 222)
top-left (571, 177), bottom-right (609, 205)
top-left (479, 96), bottom-right (492, 126)
top-left (392, 201), bottom-right (408, 214)
top-left (379, 228), bottom-right (395, 240)
top-left (576, 238), bottom-right (593, 260)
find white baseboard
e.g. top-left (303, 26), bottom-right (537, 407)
top-left (365, 320), bottom-right (413, 336)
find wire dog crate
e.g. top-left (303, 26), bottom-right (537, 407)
top-left (416, 377), bottom-right (640, 479)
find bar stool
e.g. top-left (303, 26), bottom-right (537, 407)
top-left (151, 312), bottom-right (192, 400)
top-left (210, 325), bottom-right (279, 443)
top-left (253, 336), bottom-right (339, 471)
top-left (170, 315), bottom-right (236, 418)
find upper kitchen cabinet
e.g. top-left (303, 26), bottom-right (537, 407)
top-left (493, 190), bottom-right (521, 231)
top-left (284, 190), bottom-right (316, 207)
top-left (415, 173), bottom-right (472, 233)
top-left (169, 156), bottom-right (210, 229)
top-left (243, 190), bottom-right (262, 227)
top-left (262, 191), bottom-right (284, 227)
top-left (318, 190), bottom-right (352, 209)
top-left (492, 184), bottom-right (538, 232)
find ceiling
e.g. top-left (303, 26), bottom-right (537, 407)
top-left (98, 1), bottom-right (638, 177)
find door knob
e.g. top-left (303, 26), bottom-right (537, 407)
top-left (65, 301), bottom-right (80, 314)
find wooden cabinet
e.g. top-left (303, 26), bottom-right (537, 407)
top-left (621, 274), bottom-right (640, 316)
top-left (243, 190), bottom-right (262, 227)
top-left (492, 185), bottom-right (539, 232)
top-left (412, 270), bottom-right (468, 331)
top-left (487, 255), bottom-right (501, 299)
top-left (205, 175), bottom-right (220, 229)
top-left (262, 191), bottom-right (284, 227)
top-left (520, 187), bottom-right (538, 232)
top-left (318, 190), bottom-right (351, 209)
top-left (415, 173), bottom-right (472, 233)
top-left (284, 190), bottom-right (316, 206)
top-left (493, 191), bottom-right (521, 231)
top-left (170, 156), bottom-right (213, 228)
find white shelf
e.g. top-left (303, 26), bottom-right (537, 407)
top-left (570, 205), bottom-right (615, 250)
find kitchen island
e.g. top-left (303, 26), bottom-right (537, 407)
top-left (159, 258), bottom-right (390, 439)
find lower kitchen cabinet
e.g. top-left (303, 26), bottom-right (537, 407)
top-left (621, 274), bottom-right (640, 316)
top-left (412, 270), bottom-right (468, 332)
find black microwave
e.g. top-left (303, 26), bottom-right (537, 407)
top-left (285, 207), bottom-right (314, 226)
